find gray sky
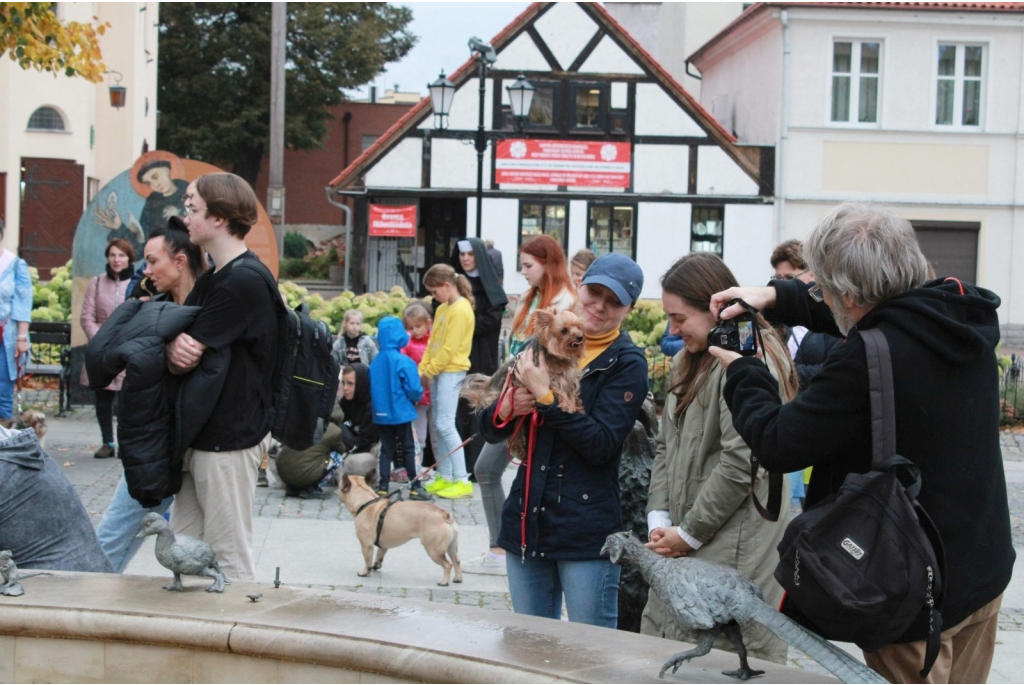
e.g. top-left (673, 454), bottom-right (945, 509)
top-left (348, 2), bottom-right (532, 100)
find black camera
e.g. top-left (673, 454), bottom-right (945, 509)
top-left (707, 300), bottom-right (758, 356)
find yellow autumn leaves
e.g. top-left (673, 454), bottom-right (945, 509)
top-left (0, 2), bottom-right (108, 82)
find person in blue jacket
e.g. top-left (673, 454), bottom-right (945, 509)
top-left (0, 227), bottom-right (32, 427)
top-left (481, 253), bottom-right (649, 629)
top-left (369, 316), bottom-right (428, 500)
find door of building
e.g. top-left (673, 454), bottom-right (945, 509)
top-left (366, 197), bottom-right (420, 294)
top-left (19, 158), bottom-right (84, 274)
top-left (419, 197), bottom-right (466, 296)
top-left (911, 220), bottom-right (979, 283)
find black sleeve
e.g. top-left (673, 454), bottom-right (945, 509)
top-left (474, 298), bottom-right (505, 337)
top-left (765, 279), bottom-right (845, 337)
top-left (722, 336), bottom-right (872, 474)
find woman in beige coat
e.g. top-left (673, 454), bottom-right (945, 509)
top-left (641, 252), bottom-right (797, 664)
top-left (81, 238), bottom-right (134, 459)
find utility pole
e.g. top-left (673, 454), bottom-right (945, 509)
top-left (268, 2), bottom-right (287, 258)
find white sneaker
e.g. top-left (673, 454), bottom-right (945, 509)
top-left (462, 553), bottom-right (507, 576)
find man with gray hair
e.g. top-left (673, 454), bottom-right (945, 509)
top-left (707, 202), bottom-right (1014, 683)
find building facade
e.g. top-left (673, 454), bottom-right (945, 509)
top-left (0, 2), bottom-right (158, 275)
top-left (329, 1), bottom-right (774, 299)
top-left (689, 1), bottom-right (1024, 343)
top-left (253, 101), bottom-right (414, 248)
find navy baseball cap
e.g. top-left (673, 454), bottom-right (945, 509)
top-left (580, 253), bottom-right (644, 306)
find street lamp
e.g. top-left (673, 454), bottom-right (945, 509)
top-left (428, 39), bottom-right (533, 239)
top-left (506, 73), bottom-right (535, 132)
top-left (428, 71), bottom-right (455, 130)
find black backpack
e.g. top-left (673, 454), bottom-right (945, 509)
top-left (771, 328), bottom-right (946, 677)
top-left (234, 259), bottom-right (340, 451)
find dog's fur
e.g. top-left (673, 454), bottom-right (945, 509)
top-left (460, 306), bottom-right (586, 459)
top-left (13, 410), bottom-right (47, 447)
top-left (337, 473), bottom-right (462, 586)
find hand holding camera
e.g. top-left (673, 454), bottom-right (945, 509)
top-left (708, 299), bottom-right (760, 357)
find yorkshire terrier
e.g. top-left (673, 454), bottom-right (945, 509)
top-left (460, 306), bottom-right (586, 459)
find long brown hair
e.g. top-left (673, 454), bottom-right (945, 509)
top-left (513, 235), bottom-right (575, 337)
top-left (662, 253), bottom-right (797, 416)
top-left (423, 263), bottom-right (475, 308)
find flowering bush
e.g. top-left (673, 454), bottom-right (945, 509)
top-left (31, 260), bottom-right (73, 322)
top-left (280, 283), bottom-right (418, 337)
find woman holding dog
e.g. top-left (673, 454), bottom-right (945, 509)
top-left (480, 252), bottom-right (648, 628)
top-left (466, 235), bottom-right (575, 576)
top-left (641, 252), bottom-right (796, 663)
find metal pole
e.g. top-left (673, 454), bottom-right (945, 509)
top-left (474, 55), bottom-right (487, 239)
top-left (268, 2), bottom-right (287, 258)
top-left (324, 187), bottom-right (353, 291)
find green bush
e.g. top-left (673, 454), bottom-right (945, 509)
top-left (31, 259), bottom-right (72, 322)
top-left (279, 257), bottom-right (309, 279)
top-left (283, 231), bottom-right (308, 259)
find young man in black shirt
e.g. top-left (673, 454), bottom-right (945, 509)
top-left (166, 172), bottom-right (278, 583)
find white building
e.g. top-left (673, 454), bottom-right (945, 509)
top-left (603, 1), bottom-right (745, 97)
top-left (0, 2), bottom-right (158, 275)
top-left (329, 1), bottom-right (775, 299)
top-left (688, 1), bottom-right (1024, 344)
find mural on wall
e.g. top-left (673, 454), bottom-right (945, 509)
top-left (70, 151), bottom-right (279, 346)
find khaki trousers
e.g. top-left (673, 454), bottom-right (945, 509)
top-left (864, 593), bottom-right (1003, 684)
top-left (170, 434), bottom-right (272, 583)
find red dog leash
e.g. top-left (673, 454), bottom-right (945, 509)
top-left (492, 365), bottom-right (544, 562)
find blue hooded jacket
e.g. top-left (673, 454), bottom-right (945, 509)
top-left (369, 316), bottom-right (423, 425)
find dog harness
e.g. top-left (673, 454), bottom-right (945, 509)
top-left (354, 489), bottom-right (403, 549)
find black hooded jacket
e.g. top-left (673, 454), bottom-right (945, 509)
top-left (339, 363), bottom-right (378, 452)
top-left (451, 238), bottom-right (508, 375)
top-left (723, 277), bottom-right (1015, 643)
top-left (86, 299), bottom-right (231, 507)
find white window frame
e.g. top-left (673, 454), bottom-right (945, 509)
top-left (827, 38), bottom-right (883, 128)
top-left (931, 41), bottom-right (986, 131)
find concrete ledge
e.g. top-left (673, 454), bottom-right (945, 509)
top-left (0, 572), bottom-right (834, 684)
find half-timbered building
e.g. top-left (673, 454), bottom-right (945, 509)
top-left (328, 1), bottom-right (775, 298)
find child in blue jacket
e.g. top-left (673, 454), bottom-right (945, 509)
top-left (369, 316), bottom-right (428, 499)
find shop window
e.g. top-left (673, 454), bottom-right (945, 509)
top-left (572, 83), bottom-right (606, 130)
top-left (500, 82), bottom-right (558, 129)
top-left (27, 106), bottom-right (66, 132)
top-left (588, 204), bottom-right (636, 260)
top-left (519, 202), bottom-right (568, 255)
top-left (691, 206), bottom-right (724, 256)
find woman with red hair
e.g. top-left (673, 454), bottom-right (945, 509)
top-left (464, 234), bottom-right (575, 576)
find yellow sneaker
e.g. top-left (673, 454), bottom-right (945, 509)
top-left (436, 479), bottom-right (474, 499)
top-left (424, 476), bottom-right (451, 493)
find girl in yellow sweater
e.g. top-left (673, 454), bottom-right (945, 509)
top-left (419, 264), bottom-right (476, 499)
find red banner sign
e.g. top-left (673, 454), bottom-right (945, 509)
top-left (495, 139), bottom-right (631, 188)
top-left (369, 204), bottom-right (417, 237)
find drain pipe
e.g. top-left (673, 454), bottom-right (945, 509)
top-left (325, 187), bottom-right (353, 291)
top-left (778, 9), bottom-right (791, 243)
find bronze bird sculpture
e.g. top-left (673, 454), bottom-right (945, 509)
top-left (137, 512), bottom-right (228, 593)
top-left (601, 532), bottom-right (886, 683)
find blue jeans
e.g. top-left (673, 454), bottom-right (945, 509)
top-left (431, 372), bottom-right (467, 481)
top-left (95, 474), bottom-right (173, 572)
top-left (0, 341), bottom-right (14, 419)
top-left (506, 554), bottom-right (621, 629)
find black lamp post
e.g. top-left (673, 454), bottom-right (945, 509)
top-left (428, 39), bottom-right (533, 239)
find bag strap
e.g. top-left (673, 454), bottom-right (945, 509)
top-left (749, 455), bottom-right (783, 522)
top-left (860, 328), bottom-right (896, 470)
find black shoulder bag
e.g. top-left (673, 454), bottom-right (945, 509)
top-left (753, 328), bottom-right (947, 678)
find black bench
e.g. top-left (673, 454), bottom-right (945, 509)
top-left (25, 321), bottom-right (72, 417)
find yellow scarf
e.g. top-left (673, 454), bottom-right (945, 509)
top-left (579, 327), bottom-right (620, 369)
